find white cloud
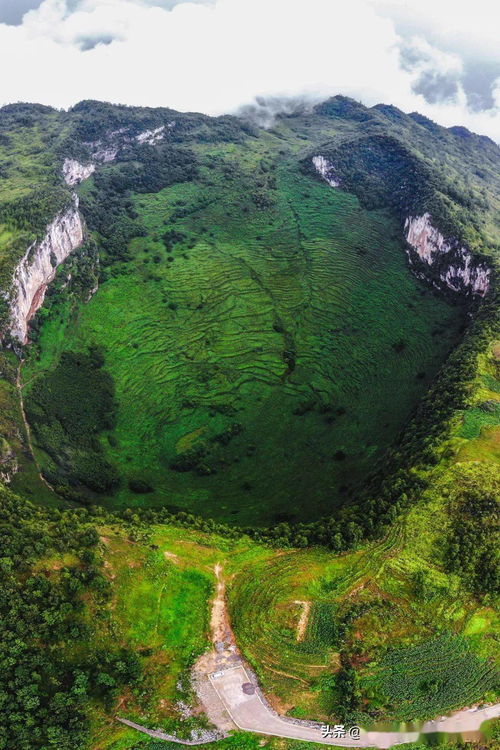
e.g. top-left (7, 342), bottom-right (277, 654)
top-left (370, 0), bottom-right (500, 65)
top-left (0, 0), bottom-right (499, 141)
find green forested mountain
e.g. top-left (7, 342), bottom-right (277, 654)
top-left (0, 97), bottom-right (498, 749)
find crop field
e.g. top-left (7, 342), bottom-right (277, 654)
top-left (302, 603), bottom-right (339, 652)
top-left (24, 145), bottom-right (464, 524)
top-left (228, 474), bottom-right (499, 723)
top-left (363, 634), bottom-right (499, 721)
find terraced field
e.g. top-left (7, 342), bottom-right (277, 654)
top-left (229, 552), bottom-right (332, 687)
top-left (227, 488), bottom-right (499, 723)
top-left (23, 149), bottom-right (465, 524)
top-left (227, 533), bottom-right (405, 699)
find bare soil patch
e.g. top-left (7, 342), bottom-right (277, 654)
top-left (294, 600), bottom-right (311, 642)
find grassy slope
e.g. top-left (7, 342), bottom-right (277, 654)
top-left (89, 523), bottom-right (270, 749)
top-left (22, 133), bottom-right (463, 524)
top-left (0, 110), bottom-right (63, 201)
top-left (453, 340), bottom-right (500, 464)
top-left (4, 99), bottom-right (499, 525)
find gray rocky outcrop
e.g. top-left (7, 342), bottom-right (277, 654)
top-left (404, 213), bottom-right (490, 296)
top-left (7, 195), bottom-right (84, 344)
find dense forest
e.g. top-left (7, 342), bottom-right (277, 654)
top-left (0, 486), bottom-right (140, 749)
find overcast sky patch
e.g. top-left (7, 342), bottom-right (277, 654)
top-left (0, 0), bottom-right (498, 141)
top-left (76, 33), bottom-right (117, 51)
top-left (0, 0), bottom-right (43, 25)
top-left (412, 70), bottom-right (460, 106)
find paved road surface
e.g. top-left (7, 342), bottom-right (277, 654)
top-left (208, 664), bottom-right (500, 749)
top-left (120, 563), bottom-right (500, 748)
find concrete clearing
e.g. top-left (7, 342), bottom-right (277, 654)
top-left (120, 562), bottom-right (500, 748)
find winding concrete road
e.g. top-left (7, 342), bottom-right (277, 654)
top-left (208, 663), bottom-right (499, 749)
top-left (120, 562), bottom-right (500, 748)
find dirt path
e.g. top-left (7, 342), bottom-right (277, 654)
top-left (121, 563), bottom-right (500, 748)
top-left (294, 600), bottom-right (311, 642)
top-left (211, 563), bottom-right (234, 648)
top-left (189, 563), bottom-right (242, 734)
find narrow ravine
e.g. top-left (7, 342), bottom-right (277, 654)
top-left (16, 361), bottom-right (55, 494)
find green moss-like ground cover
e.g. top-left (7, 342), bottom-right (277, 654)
top-left (24, 152), bottom-right (463, 524)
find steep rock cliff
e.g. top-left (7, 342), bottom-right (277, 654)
top-left (312, 155), bottom-right (340, 187)
top-left (312, 155), bottom-right (491, 299)
top-left (83, 124), bottom-right (168, 166)
top-left (8, 196), bottom-right (84, 343)
top-left (405, 214), bottom-right (490, 297)
top-left (63, 158), bottom-right (96, 186)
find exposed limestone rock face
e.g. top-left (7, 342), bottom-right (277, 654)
top-left (136, 125), bottom-right (165, 145)
top-left (62, 158), bottom-right (96, 186)
top-left (63, 127), bottom-right (141, 186)
top-left (405, 214), bottom-right (449, 263)
top-left (64, 123), bottom-right (175, 186)
top-left (0, 437), bottom-right (17, 484)
top-left (405, 213), bottom-right (490, 297)
top-left (315, 168), bottom-right (490, 298)
top-left (82, 124), bottom-right (168, 168)
top-left (90, 143), bottom-right (119, 163)
top-left (312, 155), bottom-right (340, 187)
top-left (83, 128), bottom-right (124, 165)
top-left (8, 196), bottom-right (84, 343)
